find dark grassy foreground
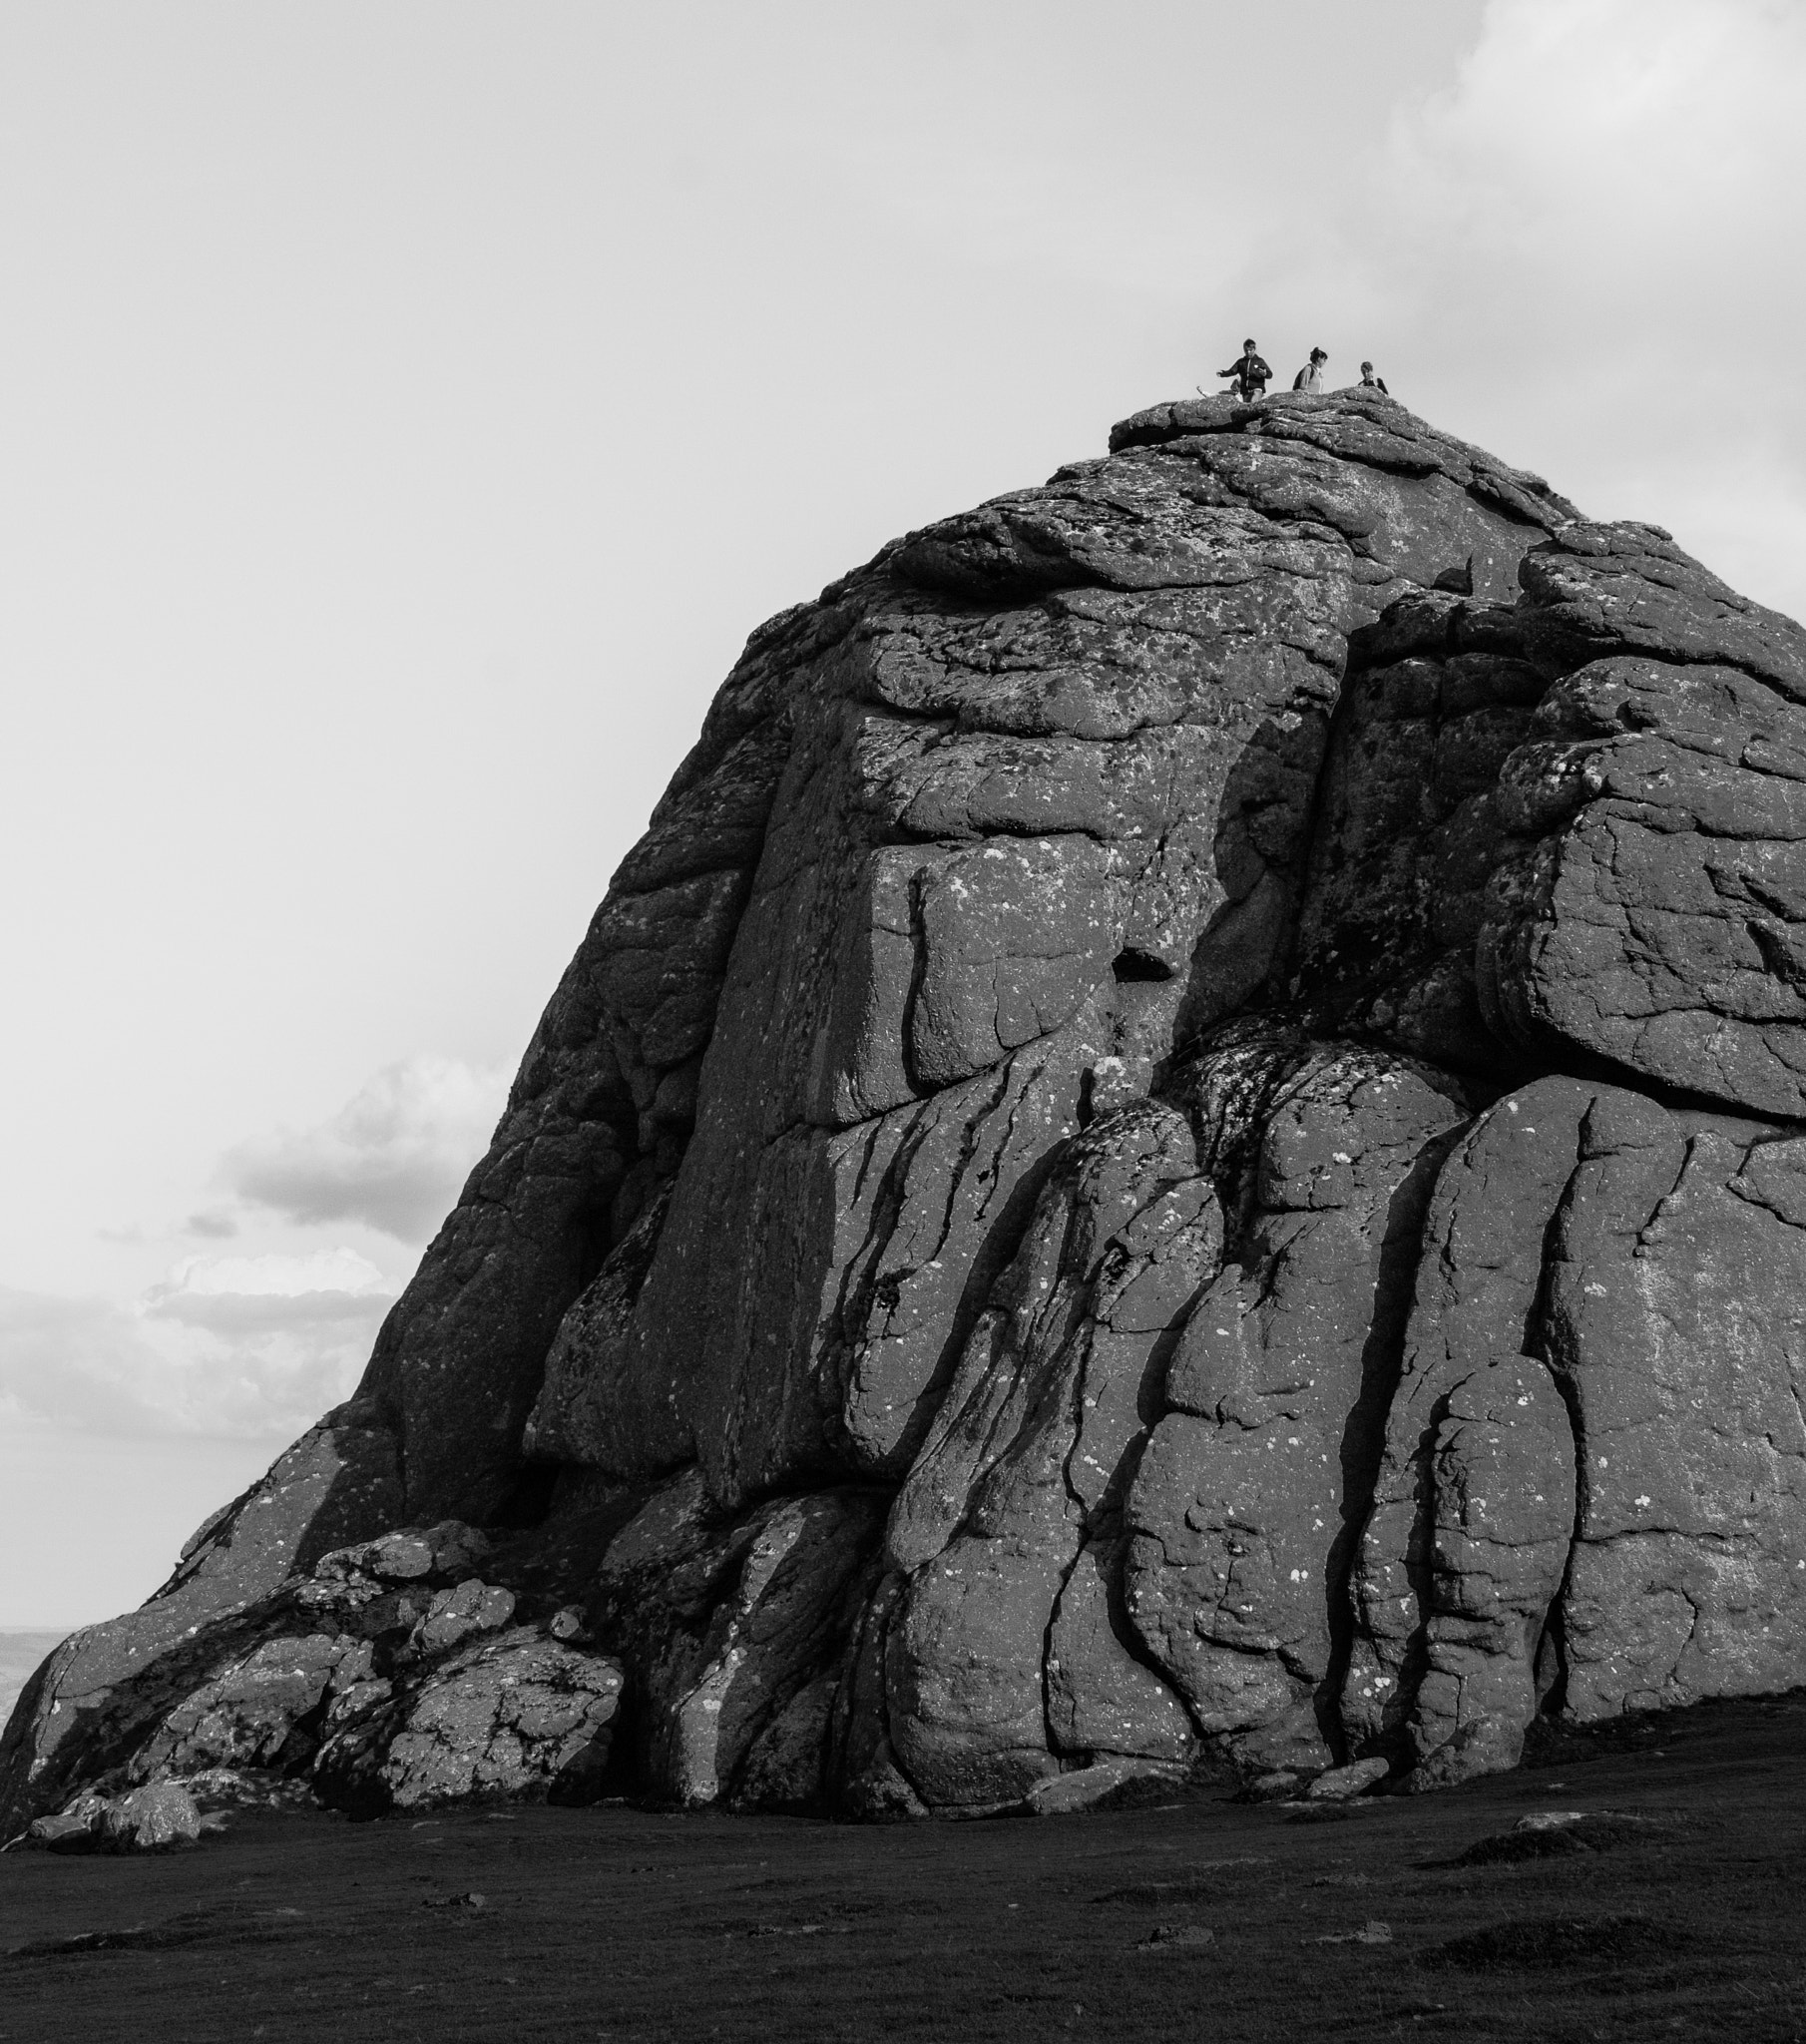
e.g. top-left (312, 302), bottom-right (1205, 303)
top-left (5, 1693), bottom-right (1806, 2044)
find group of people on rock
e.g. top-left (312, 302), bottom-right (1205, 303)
top-left (1210, 338), bottom-right (1389, 402)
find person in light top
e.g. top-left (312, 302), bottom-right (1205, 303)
top-left (1292, 346), bottom-right (1329, 393)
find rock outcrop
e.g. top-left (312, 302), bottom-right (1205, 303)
top-left (9, 388), bottom-right (1806, 1834)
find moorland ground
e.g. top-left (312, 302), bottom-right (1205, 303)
top-left (4, 1690), bottom-right (1805, 2044)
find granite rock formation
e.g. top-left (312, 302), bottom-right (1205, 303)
top-left (8, 389), bottom-right (1806, 1834)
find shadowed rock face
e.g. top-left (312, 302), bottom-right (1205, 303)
top-left (10, 388), bottom-right (1806, 1833)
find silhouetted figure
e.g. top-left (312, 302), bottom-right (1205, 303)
top-left (1359, 359), bottom-right (1390, 396)
top-left (1217, 339), bottom-right (1271, 401)
top-left (1292, 347), bottom-right (1329, 393)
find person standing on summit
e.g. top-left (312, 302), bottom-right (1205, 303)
top-left (1292, 346), bottom-right (1329, 393)
top-left (1215, 338), bottom-right (1271, 400)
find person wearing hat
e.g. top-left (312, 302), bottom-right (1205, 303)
top-left (1292, 346), bottom-right (1329, 393)
top-left (1358, 360), bottom-right (1390, 395)
top-left (1215, 338), bottom-right (1271, 401)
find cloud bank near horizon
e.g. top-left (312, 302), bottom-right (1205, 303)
top-left (4, 1055), bottom-right (509, 1443)
top-left (0, 1256), bottom-right (391, 1445)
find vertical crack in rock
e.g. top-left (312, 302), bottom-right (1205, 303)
top-left (1287, 587), bottom-right (1552, 1077)
top-left (1124, 1033), bottom-right (1469, 1772)
top-left (878, 1101), bottom-right (1220, 1807)
top-left (1041, 1131), bottom-right (1225, 1773)
top-left (522, 1184), bottom-right (680, 1477)
top-left (1343, 1080), bottom-right (1587, 1786)
top-left (1316, 1108), bottom-right (1470, 1730)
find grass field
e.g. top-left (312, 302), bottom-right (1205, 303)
top-left (4, 1689), bottom-right (1805, 2043)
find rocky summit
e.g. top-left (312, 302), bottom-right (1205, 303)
top-left (10, 389), bottom-right (1806, 1837)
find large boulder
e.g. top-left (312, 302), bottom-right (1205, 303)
top-left (591, 1471), bottom-right (886, 1808)
top-left (26, 1782), bottom-right (205, 1855)
top-left (1125, 1033), bottom-right (1468, 1773)
top-left (312, 1629), bottom-right (623, 1815)
top-left (10, 388), bottom-right (1806, 1829)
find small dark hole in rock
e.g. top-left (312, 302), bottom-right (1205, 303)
top-left (1113, 949), bottom-right (1173, 984)
top-left (490, 1462), bottom-right (560, 1530)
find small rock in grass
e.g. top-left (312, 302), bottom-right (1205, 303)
top-left (1305, 1758), bottom-right (1391, 1801)
top-left (1458, 1808), bottom-right (1673, 1865)
top-left (1316, 1919), bottom-right (1393, 1946)
top-left (25, 1805), bottom-right (103, 1852)
top-left (1024, 1757), bottom-right (1188, 1816)
top-left (1137, 1922), bottom-right (1215, 1952)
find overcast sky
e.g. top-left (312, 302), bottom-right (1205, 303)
top-left (4, 0), bottom-right (1804, 1628)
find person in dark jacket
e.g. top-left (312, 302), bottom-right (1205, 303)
top-left (1358, 359), bottom-right (1390, 395)
top-left (1292, 346), bottom-right (1329, 393)
top-left (1216, 339), bottom-right (1271, 400)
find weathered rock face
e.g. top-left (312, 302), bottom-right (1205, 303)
top-left (877, 1099), bottom-right (1218, 1809)
top-left (1126, 1032), bottom-right (1470, 1773)
top-left (9, 387), bottom-right (1806, 1834)
top-left (1344, 1073), bottom-right (1806, 1786)
top-left (4, 1515), bottom-right (624, 1832)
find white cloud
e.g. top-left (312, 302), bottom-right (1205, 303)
top-left (1375, 0), bottom-right (1806, 375)
top-left (0, 1249), bottom-right (395, 1443)
top-left (144, 1249), bottom-right (390, 1333)
top-left (0, 1061), bottom-right (497, 1444)
top-left (225, 1054), bottom-right (508, 1243)
top-left (1223, 0), bottom-right (1806, 617)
